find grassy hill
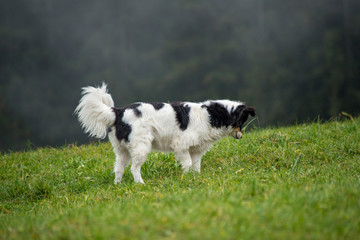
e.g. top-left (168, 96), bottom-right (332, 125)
top-left (1, 117), bottom-right (359, 239)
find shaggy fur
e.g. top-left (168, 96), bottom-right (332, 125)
top-left (75, 83), bottom-right (255, 184)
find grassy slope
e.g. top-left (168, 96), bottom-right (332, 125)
top-left (0, 118), bottom-right (359, 239)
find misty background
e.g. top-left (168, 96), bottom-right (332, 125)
top-left (1, 0), bottom-right (359, 152)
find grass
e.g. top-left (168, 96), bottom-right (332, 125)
top-left (0, 117), bottom-right (359, 239)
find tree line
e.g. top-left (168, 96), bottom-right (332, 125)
top-left (0, 0), bottom-right (359, 151)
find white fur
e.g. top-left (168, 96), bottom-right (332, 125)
top-left (74, 83), bottom-right (115, 139)
top-left (75, 84), bottom-right (245, 184)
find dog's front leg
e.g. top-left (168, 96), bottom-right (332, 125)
top-left (189, 146), bottom-right (209, 173)
top-left (190, 152), bottom-right (203, 173)
top-left (175, 151), bottom-right (192, 172)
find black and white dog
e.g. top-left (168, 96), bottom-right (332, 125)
top-left (75, 83), bottom-right (255, 184)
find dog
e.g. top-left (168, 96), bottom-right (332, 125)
top-left (75, 83), bottom-right (255, 184)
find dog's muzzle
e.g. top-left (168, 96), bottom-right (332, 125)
top-left (232, 128), bottom-right (242, 139)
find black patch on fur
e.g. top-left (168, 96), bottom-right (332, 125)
top-left (107, 127), bottom-right (112, 134)
top-left (202, 103), bottom-right (256, 129)
top-left (171, 102), bottom-right (191, 131)
top-left (112, 108), bottom-right (132, 142)
top-left (230, 105), bottom-right (245, 128)
top-left (150, 102), bottom-right (165, 110)
top-left (231, 105), bottom-right (256, 129)
top-left (202, 103), bottom-right (232, 128)
top-left (125, 103), bottom-right (142, 117)
top-left (246, 107), bottom-right (256, 117)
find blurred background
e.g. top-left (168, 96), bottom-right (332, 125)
top-left (1, 0), bottom-right (359, 152)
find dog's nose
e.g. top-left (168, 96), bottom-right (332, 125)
top-left (235, 131), bottom-right (242, 139)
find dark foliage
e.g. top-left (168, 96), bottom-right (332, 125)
top-left (0, 0), bottom-right (359, 151)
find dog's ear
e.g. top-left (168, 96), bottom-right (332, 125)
top-left (244, 107), bottom-right (256, 117)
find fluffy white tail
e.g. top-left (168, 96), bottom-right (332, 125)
top-left (75, 83), bottom-right (115, 139)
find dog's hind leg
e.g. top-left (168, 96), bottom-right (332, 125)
top-left (109, 131), bottom-right (131, 184)
top-left (113, 148), bottom-right (131, 184)
top-left (129, 144), bottom-right (151, 184)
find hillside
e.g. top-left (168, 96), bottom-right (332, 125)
top-left (0, 118), bottom-right (359, 239)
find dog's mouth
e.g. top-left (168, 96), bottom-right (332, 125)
top-left (232, 128), bottom-right (242, 139)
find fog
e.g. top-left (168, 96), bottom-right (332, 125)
top-left (0, 0), bottom-right (359, 151)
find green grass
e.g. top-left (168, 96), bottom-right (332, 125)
top-left (1, 118), bottom-right (359, 239)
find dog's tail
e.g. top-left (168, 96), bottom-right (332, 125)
top-left (75, 83), bottom-right (115, 139)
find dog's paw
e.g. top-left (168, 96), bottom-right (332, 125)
top-left (114, 178), bottom-right (122, 184)
top-left (134, 180), bottom-right (145, 185)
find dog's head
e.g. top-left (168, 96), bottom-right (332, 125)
top-left (230, 105), bottom-right (256, 139)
